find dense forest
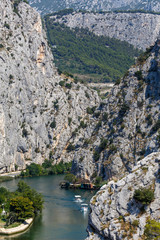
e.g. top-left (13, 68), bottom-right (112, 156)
top-left (44, 15), bottom-right (141, 83)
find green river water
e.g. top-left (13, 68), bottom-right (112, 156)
top-left (0, 175), bottom-right (96, 240)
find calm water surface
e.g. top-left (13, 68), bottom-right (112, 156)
top-left (0, 175), bottom-right (96, 240)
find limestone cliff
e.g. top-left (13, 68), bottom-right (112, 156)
top-left (72, 37), bottom-right (160, 182)
top-left (0, 0), bottom-right (99, 173)
top-left (28, 0), bottom-right (160, 16)
top-left (53, 11), bottom-right (160, 50)
top-left (86, 152), bottom-right (160, 239)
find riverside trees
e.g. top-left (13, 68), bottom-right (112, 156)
top-left (0, 181), bottom-right (43, 227)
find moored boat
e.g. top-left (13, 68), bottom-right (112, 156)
top-left (81, 203), bottom-right (88, 212)
top-left (74, 195), bottom-right (83, 203)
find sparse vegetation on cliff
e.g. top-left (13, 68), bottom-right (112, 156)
top-left (133, 187), bottom-right (154, 205)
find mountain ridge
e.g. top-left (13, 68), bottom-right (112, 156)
top-left (28, 0), bottom-right (160, 16)
top-left (51, 11), bottom-right (160, 50)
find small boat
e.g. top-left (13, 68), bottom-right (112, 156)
top-left (74, 195), bottom-right (83, 203)
top-left (81, 203), bottom-right (88, 212)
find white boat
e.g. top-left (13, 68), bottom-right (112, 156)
top-left (81, 203), bottom-right (88, 212)
top-left (74, 195), bottom-right (83, 203)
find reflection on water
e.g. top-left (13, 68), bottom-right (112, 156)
top-left (0, 175), bottom-right (95, 240)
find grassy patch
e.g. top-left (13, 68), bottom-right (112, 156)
top-left (5, 222), bottom-right (21, 229)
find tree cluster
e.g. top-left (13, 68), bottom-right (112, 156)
top-left (0, 181), bottom-right (43, 226)
top-left (21, 161), bottom-right (72, 177)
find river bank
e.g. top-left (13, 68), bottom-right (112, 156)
top-left (0, 219), bottom-right (33, 236)
top-left (0, 171), bottom-right (21, 178)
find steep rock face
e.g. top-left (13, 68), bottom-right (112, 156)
top-left (28, 0), bottom-right (160, 16)
top-left (72, 38), bottom-right (160, 181)
top-left (53, 12), bottom-right (160, 50)
top-left (86, 152), bottom-right (160, 240)
top-left (0, 0), bottom-right (99, 173)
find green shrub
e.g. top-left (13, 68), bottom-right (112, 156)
top-left (53, 100), bottom-right (59, 110)
top-left (85, 91), bottom-right (90, 99)
top-left (132, 220), bottom-right (139, 227)
top-left (115, 78), bottom-right (121, 85)
top-left (87, 106), bottom-right (96, 114)
top-left (80, 121), bottom-right (87, 128)
top-left (94, 111), bottom-right (100, 118)
top-left (95, 121), bottom-right (102, 129)
top-left (135, 70), bottom-right (143, 80)
top-left (93, 150), bottom-right (100, 162)
top-left (91, 172), bottom-right (97, 179)
top-left (133, 187), bottom-right (154, 205)
top-left (9, 74), bottom-right (14, 79)
top-left (156, 132), bottom-right (160, 147)
top-left (83, 138), bottom-right (91, 147)
top-left (146, 114), bottom-right (153, 126)
top-left (136, 125), bottom-right (142, 134)
top-left (95, 176), bottom-right (102, 185)
top-left (102, 112), bottom-right (108, 122)
top-left (137, 46), bottom-right (153, 65)
top-left (64, 173), bottom-right (77, 183)
top-left (68, 117), bottom-right (72, 126)
top-left (35, 148), bottom-right (40, 153)
top-left (59, 80), bottom-right (65, 87)
top-left (144, 219), bottom-right (160, 239)
top-left (25, 163), bottom-right (43, 176)
top-left (119, 103), bottom-right (130, 117)
top-left (4, 23), bottom-right (10, 29)
top-left (65, 83), bottom-right (72, 89)
top-left (109, 144), bottom-right (117, 153)
top-left (42, 159), bottom-right (52, 169)
top-left (151, 120), bottom-right (160, 133)
top-left (0, 44), bottom-right (4, 49)
top-left (50, 120), bottom-right (56, 128)
top-left (99, 138), bottom-right (108, 152)
top-left (22, 128), bottom-right (28, 137)
top-left (49, 162), bottom-right (72, 175)
top-left (66, 143), bottom-right (75, 152)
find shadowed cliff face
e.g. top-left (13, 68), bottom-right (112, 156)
top-left (0, 0), bottom-right (99, 173)
top-left (72, 39), bottom-right (160, 182)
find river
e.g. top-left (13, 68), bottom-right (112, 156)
top-left (0, 175), bottom-right (96, 240)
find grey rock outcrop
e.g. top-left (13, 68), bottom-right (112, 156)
top-left (72, 37), bottom-right (160, 182)
top-left (0, 0), bottom-right (99, 173)
top-left (28, 0), bottom-right (160, 16)
top-left (86, 152), bottom-right (160, 239)
top-left (53, 12), bottom-right (160, 50)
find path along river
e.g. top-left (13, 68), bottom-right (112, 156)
top-left (0, 175), bottom-right (96, 240)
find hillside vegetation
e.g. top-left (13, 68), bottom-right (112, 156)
top-left (44, 15), bottom-right (141, 83)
